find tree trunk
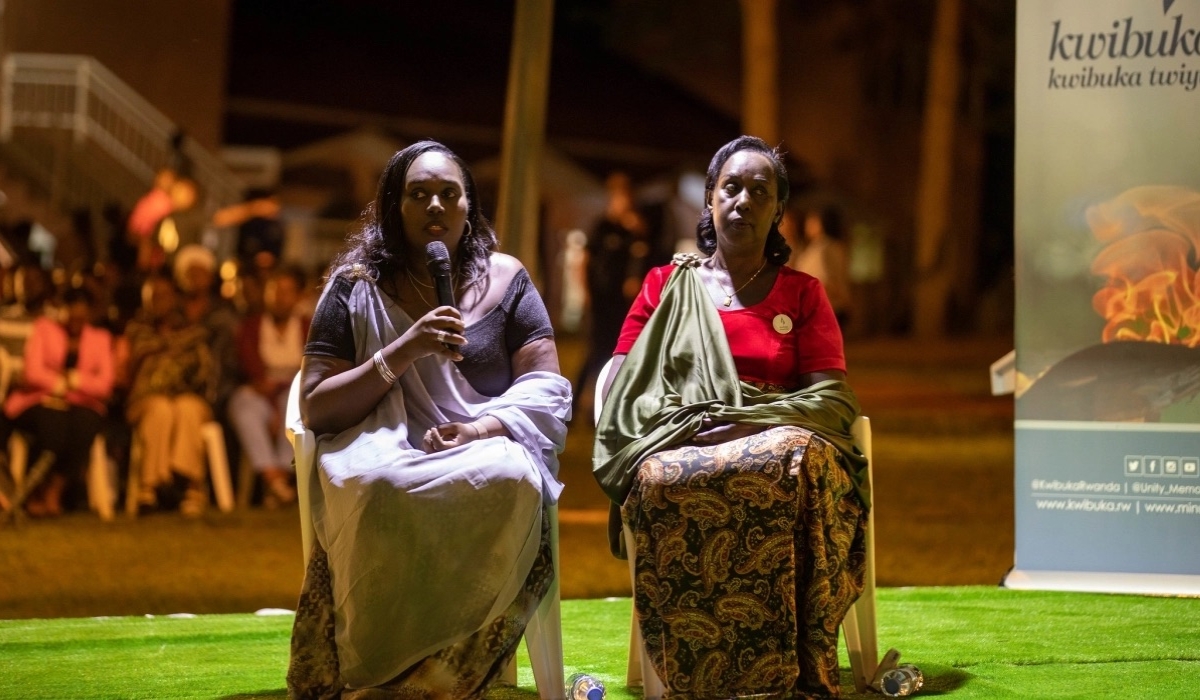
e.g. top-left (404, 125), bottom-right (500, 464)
top-left (912, 0), bottom-right (962, 337)
top-left (740, 0), bottom-right (779, 145)
top-left (495, 0), bottom-right (555, 286)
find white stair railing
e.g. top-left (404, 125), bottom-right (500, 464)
top-left (0, 53), bottom-right (242, 213)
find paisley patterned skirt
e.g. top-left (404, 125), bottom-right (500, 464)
top-left (622, 426), bottom-right (867, 700)
top-left (287, 512), bottom-right (555, 700)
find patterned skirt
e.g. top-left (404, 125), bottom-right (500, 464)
top-left (287, 512), bottom-right (555, 700)
top-left (622, 426), bottom-right (867, 700)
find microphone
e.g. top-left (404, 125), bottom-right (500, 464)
top-left (425, 240), bottom-right (458, 351)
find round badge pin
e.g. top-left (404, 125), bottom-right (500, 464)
top-left (772, 314), bottom-right (793, 334)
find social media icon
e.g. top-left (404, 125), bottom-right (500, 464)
top-left (1146, 457), bottom-right (1162, 476)
top-left (1183, 458), bottom-right (1199, 478)
top-left (1126, 456), bottom-right (1143, 475)
top-left (1164, 458), bottom-right (1180, 477)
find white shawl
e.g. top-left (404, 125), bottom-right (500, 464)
top-left (310, 276), bottom-right (570, 688)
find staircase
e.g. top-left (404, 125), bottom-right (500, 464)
top-left (0, 53), bottom-right (243, 263)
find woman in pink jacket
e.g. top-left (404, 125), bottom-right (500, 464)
top-left (4, 288), bottom-right (114, 516)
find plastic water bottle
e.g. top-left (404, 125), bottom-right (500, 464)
top-left (567, 673), bottom-right (606, 700)
top-left (879, 663), bottom-right (924, 697)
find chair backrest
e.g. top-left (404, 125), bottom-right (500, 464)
top-left (285, 372), bottom-right (317, 564)
top-left (594, 357), bottom-right (615, 427)
top-left (0, 346), bottom-right (25, 402)
top-left (851, 415), bottom-right (872, 470)
top-left (0, 347), bottom-right (13, 402)
top-left (285, 372), bottom-right (304, 439)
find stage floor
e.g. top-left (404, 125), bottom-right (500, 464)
top-left (3, 588), bottom-right (1197, 699)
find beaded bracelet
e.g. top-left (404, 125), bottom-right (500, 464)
top-left (372, 350), bottom-right (397, 384)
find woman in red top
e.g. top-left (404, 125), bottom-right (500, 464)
top-left (595, 136), bottom-right (867, 700)
top-left (5, 288), bottom-right (114, 516)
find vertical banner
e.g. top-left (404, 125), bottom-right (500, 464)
top-left (1010, 0), bottom-right (1200, 594)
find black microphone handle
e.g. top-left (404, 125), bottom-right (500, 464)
top-left (433, 274), bottom-right (456, 310)
top-left (432, 273), bottom-right (459, 352)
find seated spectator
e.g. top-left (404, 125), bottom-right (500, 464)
top-left (175, 244), bottom-right (241, 415)
top-left (4, 288), bottom-right (114, 516)
top-left (228, 266), bottom-right (308, 507)
top-left (123, 276), bottom-right (216, 516)
top-left (0, 263), bottom-right (53, 361)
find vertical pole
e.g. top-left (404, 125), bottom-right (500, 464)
top-left (740, 0), bottom-right (779, 145)
top-left (495, 0), bottom-right (555, 285)
top-left (74, 59), bottom-right (89, 144)
top-left (912, 0), bottom-right (962, 337)
top-left (0, 1), bottom-right (8, 142)
top-left (1, 55), bottom-right (13, 141)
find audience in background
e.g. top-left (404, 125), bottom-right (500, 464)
top-left (212, 189), bottom-right (285, 274)
top-left (0, 182), bottom-right (327, 520)
top-left (126, 168), bottom-right (199, 273)
top-left (228, 265), bottom-right (308, 508)
top-left (122, 275), bottom-right (216, 516)
top-left (790, 205), bottom-right (852, 327)
top-left (3, 287), bottom-right (114, 516)
top-left (175, 245), bottom-right (241, 417)
top-left (573, 171), bottom-right (650, 417)
top-left (0, 263), bottom-right (52, 361)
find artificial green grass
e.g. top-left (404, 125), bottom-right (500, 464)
top-left (1, 587), bottom-right (1198, 699)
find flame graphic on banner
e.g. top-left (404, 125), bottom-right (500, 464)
top-left (1087, 186), bottom-right (1200, 347)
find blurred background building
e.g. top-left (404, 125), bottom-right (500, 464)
top-left (0, 0), bottom-right (1015, 341)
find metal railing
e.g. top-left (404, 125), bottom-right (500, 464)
top-left (0, 53), bottom-right (242, 214)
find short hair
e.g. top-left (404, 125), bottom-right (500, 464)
top-left (696, 135), bottom-right (792, 266)
top-left (141, 274), bottom-right (178, 308)
top-left (63, 286), bottom-right (95, 307)
top-left (269, 264), bottom-right (307, 291)
top-left (815, 205), bottom-right (846, 241)
top-left (329, 140), bottom-right (497, 290)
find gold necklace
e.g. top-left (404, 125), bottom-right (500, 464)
top-left (405, 267), bottom-right (436, 289)
top-left (711, 259), bottom-right (767, 307)
top-left (406, 266), bottom-right (459, 290)
top-left (405, 271), bottom-right (436, 308)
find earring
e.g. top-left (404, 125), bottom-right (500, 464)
top-left (463, 220), bottom-right (473, 238)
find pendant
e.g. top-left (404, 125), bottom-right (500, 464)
top-left (723, 296), bottom-right (733, 307)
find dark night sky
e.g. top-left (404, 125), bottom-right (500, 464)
top-left (224, 0), bottom-right (740, 177)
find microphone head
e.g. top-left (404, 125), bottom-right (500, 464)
top-left (425, 240), bottom-right (451, 276)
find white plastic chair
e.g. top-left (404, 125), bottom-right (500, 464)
top-left (1, 348), bottom-right (116, 521)
top-left (596, 357), bottom-right (880, 697)
top-left (841, 415), bottom-right (879, 693)
top-left (8, 432), bottom-right (114, 521)
top-left (284, 373), bottom-right (566, 699)
top-left (123, 420), bottom-right (235, 516)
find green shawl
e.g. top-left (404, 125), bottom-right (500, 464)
top-left (592, 256), bottom-right (869, 554)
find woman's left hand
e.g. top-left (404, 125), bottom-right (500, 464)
top-left (421, 421), bottom-right (482, 453)
top-left (691, 418), bottom-right (765, 446)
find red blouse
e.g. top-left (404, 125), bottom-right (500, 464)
top-left (614, 264), bottom-right (846, 387)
